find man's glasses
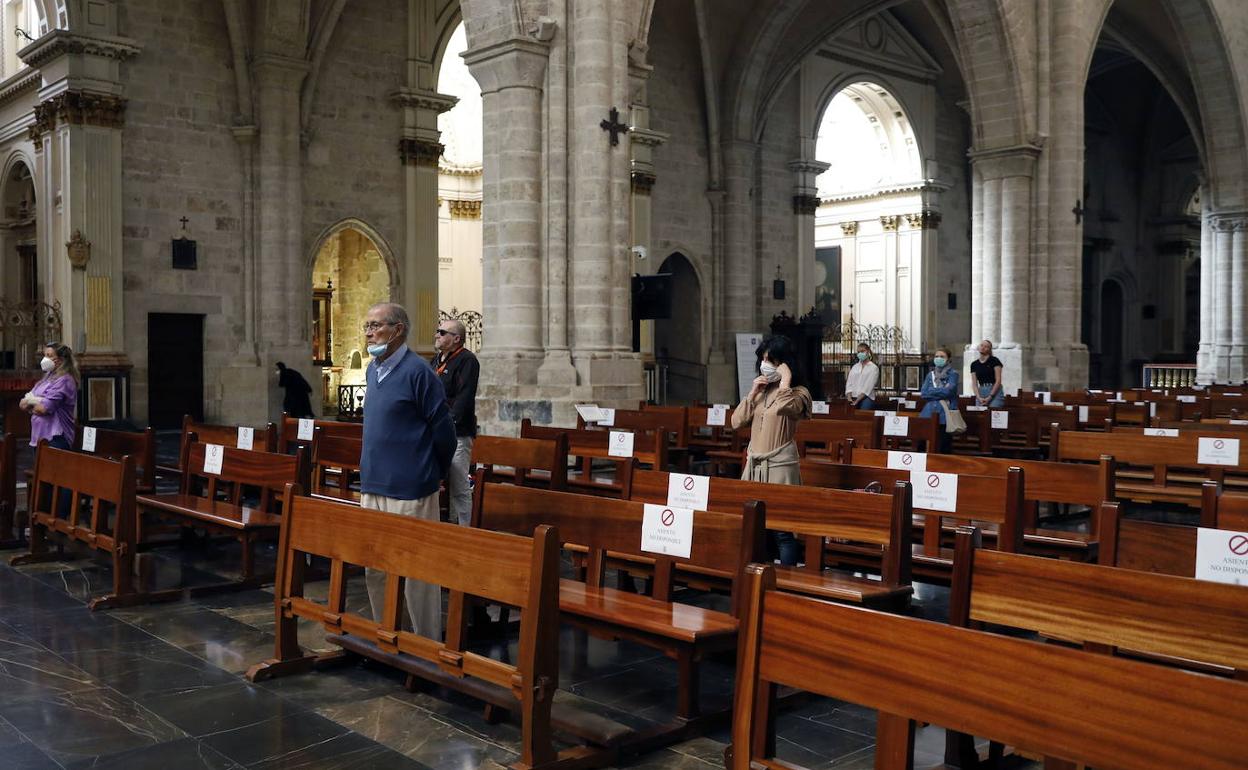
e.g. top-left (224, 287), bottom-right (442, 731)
top-left (362, 321), bottom-right (393, 332)
top-left (434, 329), bottom-right (455, 336)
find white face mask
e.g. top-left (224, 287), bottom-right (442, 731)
top-left (759, 361), bottom-right (781, 383)
top-left (39, 356), bottom-right (54, 373)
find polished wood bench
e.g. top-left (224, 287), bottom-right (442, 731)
top-left (800, 459), bottom-right (1024, 585)
top-left (278, 413), bottom-right (363, 454)
top-left (472, 479), bottom-right (764, 735)
top-left (138, 440), bottom-right (308, 592)
top-left (520, 419), bottom-right (667, 496)
top-left (794, 418), bottom-right (877, 461)
top-left (471, 434), bottom-right (568, 490)
top-left (729, 562), bottom-right (1248, 770)
top-left (157, 415), bottom-right (277, 478)
top-left (847, 446), bottom-right (1113, 560)
top-left (10, 444), bottom-right (171, 609)
top-left (309, 428), bottom-right (362, 503)
top-left (621, 466), bottom-right (913, 609)
top-left (245, 486), bottom-right (624, 770)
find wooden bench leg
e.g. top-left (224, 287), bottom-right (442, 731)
top-left (874, 712), bottom-right (915, 770)
top-left (676, 648), bottom-right (700, 720)
top-left (9, 524), bottom-right (62, 566)
top-left (240, 532), bottom-right (255, 581)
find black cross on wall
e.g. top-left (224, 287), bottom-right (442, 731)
top-left (600, 107), bottom-right (629, 147)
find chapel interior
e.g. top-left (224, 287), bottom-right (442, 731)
top-left (0, 1), bottom-right (1246, 768)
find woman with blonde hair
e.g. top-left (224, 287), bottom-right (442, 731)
top-left (21, 342), bottom-right (79, 450)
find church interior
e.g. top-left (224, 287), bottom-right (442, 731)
top-left (1, 0), bottom-right (1247, 768)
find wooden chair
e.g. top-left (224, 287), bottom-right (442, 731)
top-left (278, 413), bottom-right (363, 454)
top-left (472, 479), bottom-right (764, 729)
top-left (309, 428), bottom-right (363, 503)
top-left (158, 415), bottom-right (277, 478)
top-left (10, 444), bottom-right (175, 609)
top-left (246, 486), bottom-right (623, 770)
top-left (138, 440), bottom-right (308, 592)
top-left (729, 563), bottom-right (1248, 770)
top-left (471, 434), bottom-right (568, 490)
top-left (621, 466), bottom-right (913, 608)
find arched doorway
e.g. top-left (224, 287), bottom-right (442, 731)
top-left (1099, 279), bottom-right (1125, 389)
top-left (1, 160), bottom-right (36, 306)
top-left (653, 253), bottom-right (703, 403)
top-left (311, 224), bottom-right (395, 415)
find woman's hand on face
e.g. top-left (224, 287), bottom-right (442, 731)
top-left (750, 376), bottom-right (769, 399)
top-left (777, 363), bottom-right (792, 388)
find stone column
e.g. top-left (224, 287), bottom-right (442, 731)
top-left (1232, 222), bottom-right (1247, 383)
top-left (394, 89), bottom-right (457, 356)
top-left (970, 172), bottom-right (984, 343)
top-left (1197, 201), bottom-right (1215, 381)
top-left (980, 177), bottom-right (1002, 343)
top-left (1000, 174), bottom-right (1032, 347)
top-left (629, 98), bottom-right (668, 357)
top-left (722, 141), bottom-right (758, 337)
top-left (1213, 216), bottom-right (1235, 381)
top-left (788, 158), bottom-right (829, 314)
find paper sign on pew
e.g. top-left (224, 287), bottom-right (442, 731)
top-left (81, 426), bottom-right (97, 453)
top-left (965, 405), bottom-right (987, 412)
top-left (1178, 395), bottom-right (1198, 403)
top-left (1194, 528), bottom-right (1248, 586)
top-left (667, 473), bottom-right (710, 511)
top-left (608, 430), bottom-right (634, 458)
top-left (904, 400), bottom-right (917, 409)
top-left (874, 410), bottom-right (896, 418)
top-left (596, 408), bottom-right (615, 426)
top-left (883, 415), bottom-right (909, 437)
top-left (1037, 392), bottom-right (1051, 404)
top-left (575, 403), bottom-right (604, 423)
top-left (1232, 419), bottom-right (1248, 426)
top-left (910, 470), bottom-right (958, 512)
top-left (811, 401), bottom-right (830, 415)
top-left (203, 443), bottom-right (225, 475)
top-left (237, 426), bottom-right (254, 450)
top-left (1078, 406), bottom-right (1089, 423)
top-left (1198, 436), bottom-right (1240, 466)
top-left (706, 405), bottom-right (727, 426)
top-left (990, 411), bottom-right (1009, 430)
top-left (297, 418), bottom-right (315, 441)
top-left (1146, 428), bottom-right (1180, 438)
top-left (641, 504), bottom-right (693, 558)
top-left (887, 450), bottom-right (926, 473)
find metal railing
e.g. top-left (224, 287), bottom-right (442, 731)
top-left (438, 308), bottom-right (482, 352)
top-left (1142, 363), bottom-right (1197, 389)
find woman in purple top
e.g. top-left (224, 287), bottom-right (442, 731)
top-left (21, 342), bottom-right (79, 449)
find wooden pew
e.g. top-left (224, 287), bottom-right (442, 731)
top-left (0, 433), bottom-right (19, 548)
top-left (705, 424), bottom-right (749, 478)
top-left (621, 466), bottom-right (912, 608)
top-left (684, 403), bottom-right (735, 455)
top-left (10, 444), bottom-right (177, 609)
top-left (278, 413), bottom-right (363, 454)
top-left (1097, 481), bottom-right (1248, 576)
top-left (77, 427), bottom-right (158, 494)
top-left (246, 487), bottom-right (624, 770)
top-left (138, 441), bottom-right (308, 592)
top-left (1054, 426), bottom-right (1248, 507)
top-left (800, 460), bottom-right (1024, 585)
top-left (472, 479), bottom-right (764, 727)
top-left (158, 415), bottom-right (277, 478)
top-left (578, 408), bottom-right (690, 471)
top-left (847, 447), bottom-right (1113, 559)
top-left (794, 418), bottom-right (877, 461)
top-left (520, 419), bottom-right (667, 496)
top-left (471, 434), bottom-right (569, 490)
top-left (848, 411), bottom-right (940, 454)
top-left (309, 428), bottom-right (362, 503)
top-left (730, 563), bottom-right (1248, 770)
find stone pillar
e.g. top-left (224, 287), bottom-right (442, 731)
top-left (1213, 216), bottom-right (1235, 381)
top-left (394, 89), bottom-right (457, 356)
top-left (722, 141), bottom-right (758, 338)
top-left (980, 177), bottom-right (1002, 343)
top-left (788, 158), bottom-right (829, 314)
top-left (1197, 201), bottom-right (1215, 381)
top-left (629, 97), bottom-right (668, 357)
top-left (1232, 222), bottom-right (1247, 383)
top-left (970, 172), bottom-right (984, 343)
top-left (999, 174), bottom-right (1032, 347)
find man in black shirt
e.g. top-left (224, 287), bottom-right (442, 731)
top-left (969, 339), bottom-right (1004, 407)
top-left (433, 319), bottom-right (479, 525)
top-left (275, 362), bottom-right (315, 417)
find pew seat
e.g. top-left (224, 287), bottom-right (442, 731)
top-left (770, 566), bottom-right (911, 606)
top-left (136, 493), bottom-right (283, 529)
top-left (559, 580), bottom-right (738, 643)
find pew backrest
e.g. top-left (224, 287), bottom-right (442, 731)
top-left (181, 440), bottom-right (308, 514)
top-left (279, 414), bottom-right (363, 454)
top-left (180, 415), bottom-right (278, 461)
top-left (309, 429), bottom-right (363, 501)
top-left (471, 434), bottom-right (568, 490)
top-left (77, 426), bottom-right (157, 491)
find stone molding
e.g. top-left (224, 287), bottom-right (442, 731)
top-left (629, 125), bottom-right (668, 148)
top-left (839, 221), bottom-right (859, 236)
top-left (968, 143), bottom-right (1042, 179)
top-left (792, 194), bottom-right (821, 216)
top-left (19, 30), bottom-right (140, 69)
top-left (448, 199), bottom-right (482, 219)
top-left (390, 88), bottom-right (458, 114)
top-left (0, 70), bottom-right (38, 110)
top-left (820, 179), bottom-right (948, 204)
top-left (1212, 214), bottom-right (1248, 231)
top-left (33, 90), bottom-right (127, 137)
top-left (880, 215), bottom-right (900, 231)
top-left (905, 210), bottom-right (942, 229)
top-left (631, 170), bottom-right (656, 195)
top-left (399, 137), bottom-right (444, 167)
top-left (440, 162), bottom-right (483, 177)
top-left (462, 37), bottom-right (551, 94)
top-left (787, 158), bottom-right (831, 176)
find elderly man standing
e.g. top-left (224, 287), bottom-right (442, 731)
top-left (361, 302), bottom-right (456, 639)
top-left (433, 318), bottom-right (479, 526)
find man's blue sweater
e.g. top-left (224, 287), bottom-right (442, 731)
top-left (361, 347), bottom-right (456, 500)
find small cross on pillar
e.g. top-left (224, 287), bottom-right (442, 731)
top-left (1072, 199), bottom-right (1085, 225)
top-left (179, 216), bottom-right (189, 230)
top-left (600, 107), bottom-right (629, 147)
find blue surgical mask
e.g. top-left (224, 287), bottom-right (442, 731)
top-left (856, 352), bottom-right (868, 362)
top-left (933, 356), bottom-right (947, 368)
top-left (367, 343), bottom-right (388, 357)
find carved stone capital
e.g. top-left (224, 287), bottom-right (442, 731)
top-left (792, 194), bottom-right (821, 216)
top-left (839, 221), bottom-right (859, 236)
top-left (19, 30), bottom-right (141, 69)
top-left (905, 210), bottom-right (942, 229)
top-left (448, 199), bottom-right (482, 219)
top-left (880, 215), bottom-right (901, 231)
top-left (37, 90), bottom-right (127, 129)
top-left (399, 137), bottom-right (444, 167)
top-left (390, 88), bottom-right (458, 114)
top-left (631, 170), bottom-right (656, 195)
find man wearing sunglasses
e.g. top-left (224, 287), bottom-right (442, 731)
top-left (433, 319), bottom-right (479, 527)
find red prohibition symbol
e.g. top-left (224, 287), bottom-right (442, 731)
top-left (926, 474), bottom-right (940, 488)
top-left (683, 476), bottom-right (695, 491)
top-left (1215, 439), bottom-right (1226, 450)
top-left (1229, 535), bottom-right (1248, 555)
top-left (661, 509), bottom-right (676, 527)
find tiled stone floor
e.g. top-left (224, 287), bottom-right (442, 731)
top-left (0, 438), bottom-right (1089, 769)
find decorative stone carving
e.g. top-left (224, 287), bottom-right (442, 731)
top-left (631, 170), bottom-right (656, 195)
top-left (905, 211), bottom-right (942, 229)
top-left (389, 88), bottom-right (458, 114)
top-left (66, 230), bottom-right (91, 270)
top-left (448, 200), bottom-right (482, 219)
top-left (19, 30), bottom-right (141, 69)
top-left (399, 138), bottom-right (444, 167)
top-left (36, 91), bottom-right (127, 129)
top-left (792, 194), bottom-right (821, 216)
top-left (880, 215), bottom-right (900, 231)
top-left (839, 221), bottom-right (859, 236)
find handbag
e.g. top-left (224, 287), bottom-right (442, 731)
top-left (940, 400), bottom-right (967, 434)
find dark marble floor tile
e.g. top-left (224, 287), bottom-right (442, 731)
top-left (143, 682), bottom-right (308, 738)
top-left (0, 619), bottom-right (53, 659)
top-left (5, 607), bottom-right (160, 655)
top-left (0, 571), bottom-right (86, 613)
top-left (54, 637), bottom-right (238, 698)
top-left (0, 686), bottom-right (186, 767)
top-left (200, 711), bottom-right (348, 766)
top-left (386, 689), bottom-right (525, 749)
top-left (0, 647), bottom-right (99, 701)
top-left (256, 659), bottom-right (407, 709)
top-left (247, 731), bottom-right (431, 770)
top-left (0, 715), bottom-right (63, 769)
top-left (316, 693), bottom-right (519, 768)
top-left (63, 736), bottom-right (242, 770)
top-left (28, 564), bottom-right (124, 604)
top-left (617, 747), bottom-right (720, 769)
top-left (773, 717), bottom-right (874, 766)
top-left (103, 605), bottom-right (276, 674)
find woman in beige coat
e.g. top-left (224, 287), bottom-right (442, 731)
top-left (730, 335), bottom-right (813, 565)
